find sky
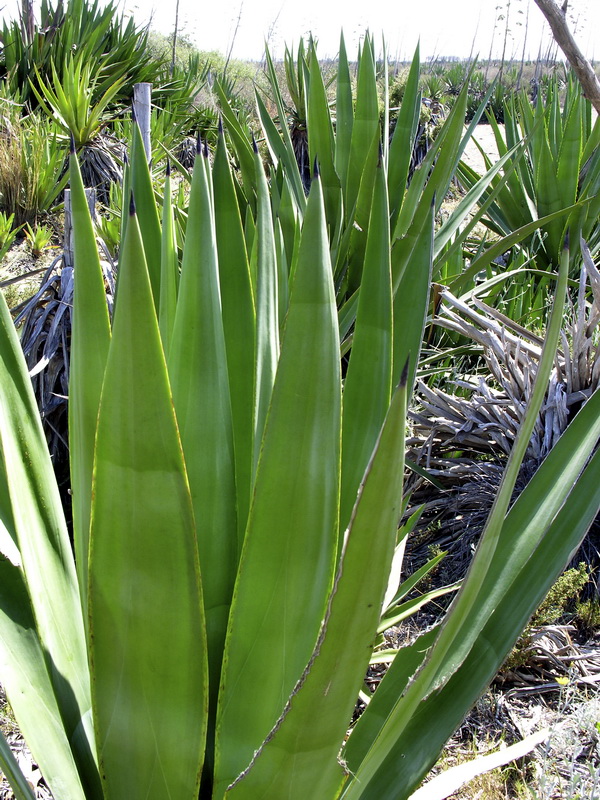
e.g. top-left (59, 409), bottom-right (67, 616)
top-left (128, 0), bottom-right (599, 62)
top-left (0, 0), bottom-right (598, 62)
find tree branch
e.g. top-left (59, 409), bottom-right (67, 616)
top-left (533, 0), bottom-right (600, 114)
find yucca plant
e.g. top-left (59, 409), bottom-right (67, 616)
top-left (0, 211), bottom-right (21, 260)
top-left (0, 44), bottom-right (599, 793)
top-left (30, 53), bottom-right (125, 201)
top-left (0, 110), bottom-right (67, 226)
top-left (0, 0), bottom-right (161, 109)
top-left (32, 54), bottom-right (126, 149)
top-left (24, 222), bottom-right (54, 257)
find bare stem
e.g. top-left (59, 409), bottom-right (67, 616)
top-left (533, 0), bottom-right (600, 114)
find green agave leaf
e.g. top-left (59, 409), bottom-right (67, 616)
top-left (129, 121), bottom-right (162, 307)
top-left (0, 556), bottom-right (87, 800)
top-left (226, 375), bottom-right (408, 800)
top-left (252, 141), bottom-right (281, 473)
top-left (344, 389), bottom-right (600, 799)
top-left (340, 158), bottom-right (393, 536)
top-left (345, 33), bottom-right (378, 221)
top-left (346, 127), bottom-right (382, 294)
top-left (307, 45), bottom-right (342, 237)
top-left (393, 77), bottom-right (469, 244)
top-left (158, 160), bottom-right (179, 358)
top-left (254, 93), bottom-right (304, 211)
top-left (214, 78), bottom-right (257, 205)
top-left (392, 199), bottom-right (434, 390)
top-left (334, 34), bottom-right (353, 201)
top-left (555, 94), bottom-right (582, 211)
top-left (167, 148), bottom-right (237, 752)
top-left (381, 549), bottom-right (447, 619)
top-left (434, 141), bottom-right (526, 260)
top-left (213, 129), bottom-right (256, 546)
top-left (376, 582), bottom-right (459, 633)
top-left (0, 289), bottom-right (93, 784)
top-left (89, 200), bottom-right (208, 800)
top-left (387, 45), bottom-right (421, 231)
top-left (261, 47), bottom-right (307, 212)
top-left (343, 626), bottom-right (440, 772)
top-left (215, 171), bottom-right (341, 799)
top-left (534, 126), bottom-right (564, 262)
top-left (272, 163), bottom-right (301, 275)
top-left (0, 456), bottom-right (19, 567)
top-left (68, 148), bottom-right (111, 610)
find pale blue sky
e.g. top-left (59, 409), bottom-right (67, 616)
top-left (1, 0), bottom-right (598, 62)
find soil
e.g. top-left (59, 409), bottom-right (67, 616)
top-left (461, 123), bottom-right (502, 174)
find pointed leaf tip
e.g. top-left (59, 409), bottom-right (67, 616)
top-left (129, 190), bottom-right (136, 217)
top-left (218, 116), bottom-right (224, 135)
top-left (399, 356), bottom-right (410, 388)
top-left (166, 158), bottom-right (171, 177)
top-left (69, 131), bottom-right (76, 154)
top-left (563, 229), bottom-right (570, 251)
top-left (131, 103), bottom-right (137, 123)
top-left (252, 135), bottom-right (258, 154)
top-left (196, 133), bottom-right (202, 154)
top-left (313, 156), bottom-right (320, 179)
top-left (203, 139), bottom-right (209, 159)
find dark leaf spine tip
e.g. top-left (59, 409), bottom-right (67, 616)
top-left (196, 133), bottom-right (202, 154)
top-left (431, 191), bottom-right (436, 209)
top-left (399, 356), bottom-right (410, 388)
top-left (218, 116), bottom-right (223, 135)
top-left (69, 131), bottom-right (76, 154)
top-left (252, 135), bottom-right (258, 154)
top-left (313, 157), bottom-right (320, 178)
top-left (123, 151), bottom-right (129, 165)
top-left (131, 104), bottom-right (136, 122)
top-left (129, 190), bottom-right (136, 216)
top-left (203, 139), bottom-right (209, 158)
top-left (563, 229), bottom-right (570, 250)
top-left (166, 158), bottom-right (171, 176)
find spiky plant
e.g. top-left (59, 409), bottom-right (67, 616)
top-left (0, 0), bottom-right (161, 109)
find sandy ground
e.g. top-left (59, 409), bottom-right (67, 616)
top-left (462, 123), bottom-right (503, 173)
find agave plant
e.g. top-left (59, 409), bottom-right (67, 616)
top-left (458, 72), bottom-right (600, 274)
top-left (0, 52), bottom-right (598, 796)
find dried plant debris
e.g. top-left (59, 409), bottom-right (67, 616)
top-left (406, 244), bottom-right (600, 583)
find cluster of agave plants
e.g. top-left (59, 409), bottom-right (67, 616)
top-left (0, 3), bottom-right (599, 798)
